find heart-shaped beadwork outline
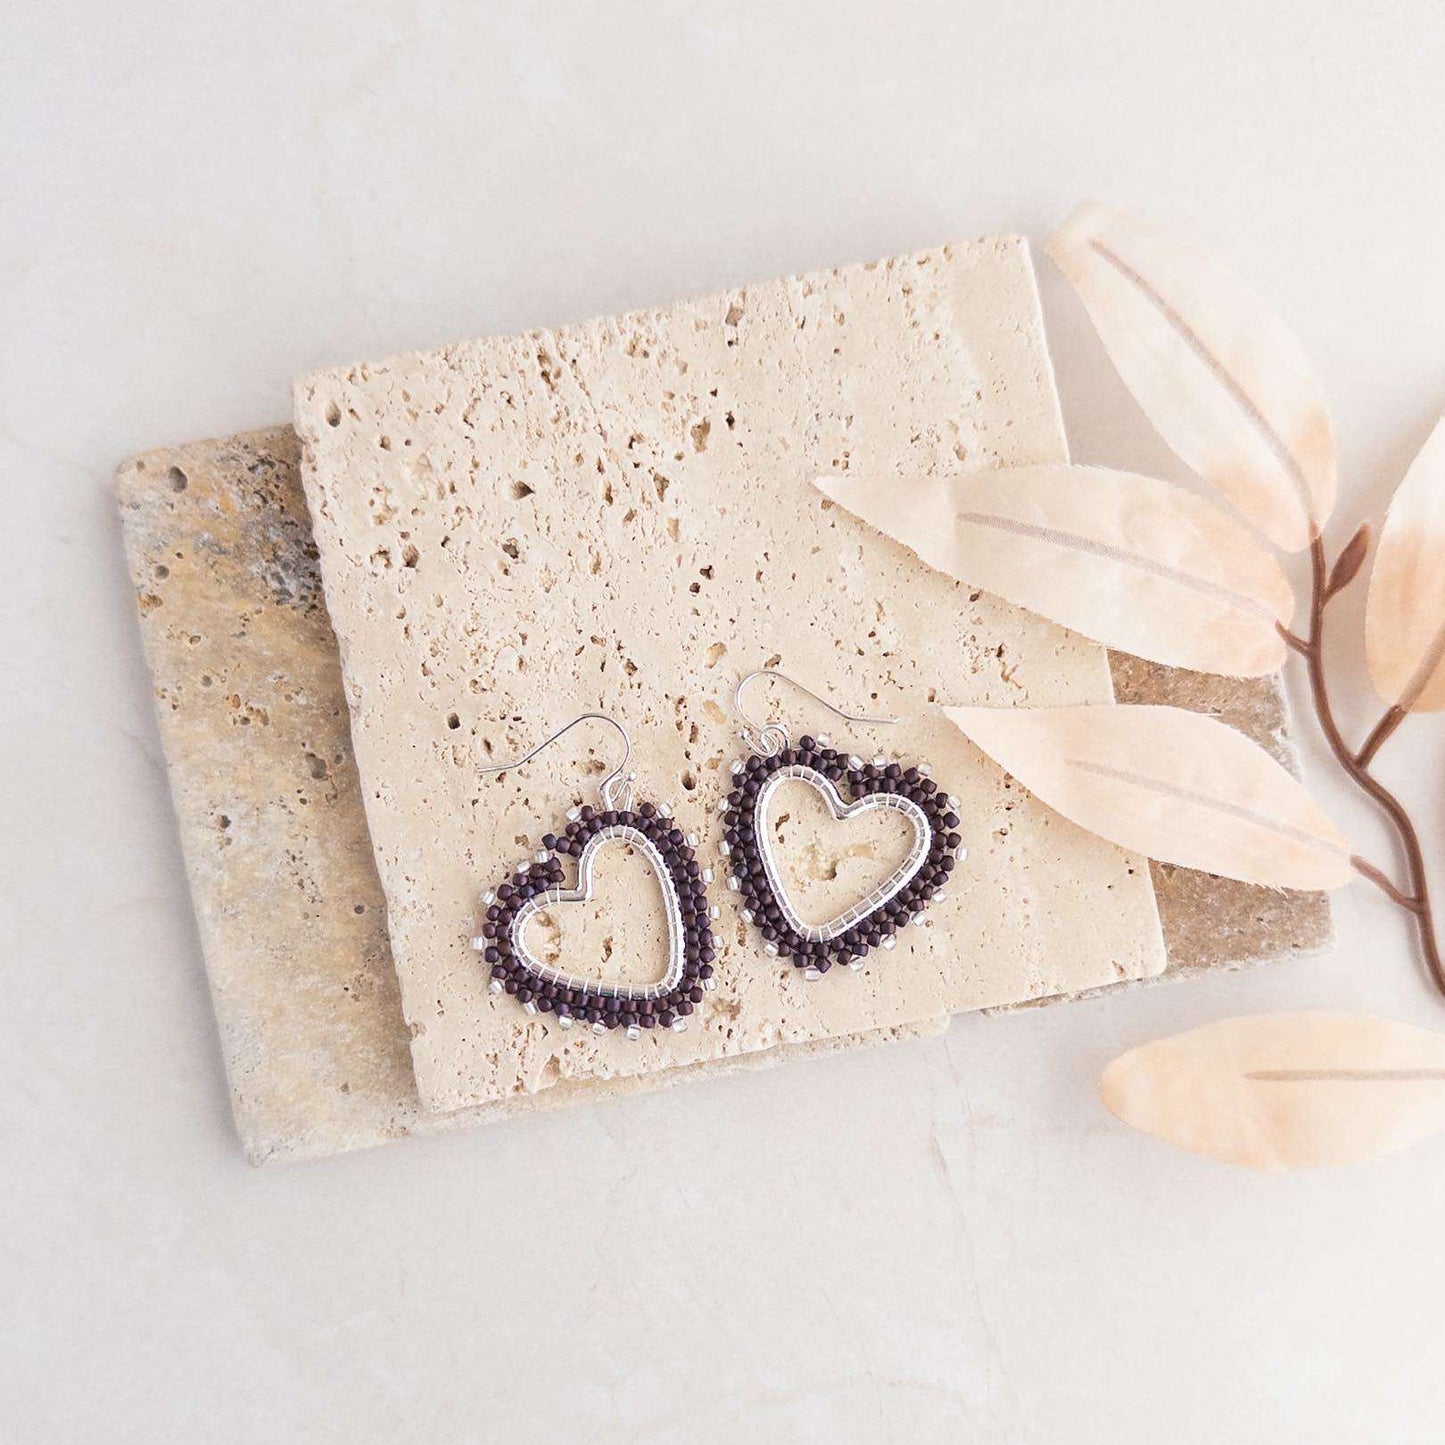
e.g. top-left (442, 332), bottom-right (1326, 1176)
top-left (721, 742), bottom-right (964, 976)
top-left (754, 765), bottom-right (931, 942)
top-left (511, 825), bottom-right (685, 1000)
top-left (474, 804), bottom-right (717, 1038)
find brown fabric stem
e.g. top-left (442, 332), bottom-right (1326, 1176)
top-left (1287, 537), bottom-right (1445, 994)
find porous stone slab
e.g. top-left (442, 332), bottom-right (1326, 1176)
top-left (295, 238), bottom-right (1173, 1114)
top-left (118, 428), bottom-right (943, 1164)
top-left (118, 431), bottom-right (1330, 1163)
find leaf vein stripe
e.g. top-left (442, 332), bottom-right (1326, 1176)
top-left (955, 509), bottom-right (1279, 622)
top-left (1066, 758), bottom-right (1347, 856)
top-left (1246, 1068), bottom-right (1445, 1083)
top-left (1088, 238), bottom-right (1316, 532)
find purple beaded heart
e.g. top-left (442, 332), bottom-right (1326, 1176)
top-left (721, 738), bottom-right (963, 976)
top-left (473, 802), bottom-right (717, 1038)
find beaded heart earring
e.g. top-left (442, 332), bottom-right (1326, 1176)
top-left (719, 670), bottom-right (964, 978)
top-left (471, 713), bottom-right (718, 1038)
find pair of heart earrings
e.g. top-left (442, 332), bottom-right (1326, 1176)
top-left (470, 670), bottom-right (965, 1038)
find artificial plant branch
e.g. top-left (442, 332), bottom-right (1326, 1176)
top-left (1285, 537), bottom-right (1445, 994)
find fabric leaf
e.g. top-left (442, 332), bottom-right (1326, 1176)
top-left (816, 463), bottom-right (1293, 676)
top-left (1101, 1013), bottom-right (1445, 1170)
top-left (1048, 201), bottom-right (1335, 552)
top-left (944, 703), bottom-right (1351, 889)
top-left (1365, 414), bottom-right (1445, 712)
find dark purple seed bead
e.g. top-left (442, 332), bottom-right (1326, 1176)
top-left (483, 946), bottom-right (500, 963)
top-left (486, 905), bottom-right (501, 922)
top-left (640, 801), bottom-right (656, 818)
top-left (815, 958), bottom-right (832, 974)
top-left (699, 963), bottom-right (714, 979)
top-left (940, 855), bottom-right (956, 872)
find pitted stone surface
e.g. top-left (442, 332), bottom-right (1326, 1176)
top-left (295, 238), bottom-right (1172, 1114)
top-left (118, 428), bottom-right (944, 1163)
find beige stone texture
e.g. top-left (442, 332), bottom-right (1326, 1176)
top-left (117, 428), bottom-right (943, 1164)
top-left (295, 237), bottom-right (1175, 1114)
top-left (117, 425), bottom-right (1330, 1163)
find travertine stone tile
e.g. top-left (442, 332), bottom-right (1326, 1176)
top-left (118, 441), bottom-right (1330, 1162)
top-left (294, 238), bottom-right (1171, 1113)
top-left (118, 428), bottom-right (942, 1164)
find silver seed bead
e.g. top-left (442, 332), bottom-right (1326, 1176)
top-left (804, 967), bottom-right (822, 981)
top-left (488, 978), bottom-right (504, 994)
top-left (872, 755), bottom-right (886, 767)
top-left (708, 904), bottom-right (721, 919)
top-left (727, 876), bottom-right (741, 892)
top-left (533, 849), bottom-right (549, 864)
top-left (703, 977), bottom-right (718, 992)
top-left (881, 935), bottom-right (897, 951)
top-left (847, 755), bottom-right (863, 770)
top-left (701, 867), bottom-right (714, 883)
top-left (816, 734), bottom-right (831, 747)
top-left (740, 909), bottom-right (754, 924)
top-left (470, 936), bottom-right (488, 951)
top-left (847, 958), bottom-right (866, 971)
top-left (558, 1014), bottom-right (574, 1029)
top-left (658, 802), bottom-right (674, 818)
top-left (763, 942), bottom-right (779, 957)
top-left (482, 891), bottom-right (497, 906)
top-left (730, 759), bottom-right (745, 776)
top-left (566, 806), bottom-right (582, 822)
top-left (670, 1018), bottom-right (687, 1033)
top-left (592, 1021), bottom-right (607, 1036)
top-left (686, 832), bottom-right (698, 847)
top-left (917, 762), bottom-right (932, 777)
top-left (626, 1024), bottom-right (641, 1041)
top-left (523, 1000), bottom-right (539, 1014)
top-left (718, 839), bottom-right (732, 857)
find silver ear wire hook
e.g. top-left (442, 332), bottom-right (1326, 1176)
top-left (733, 668), bottom-right (896, 758)
top-left (477, 712), bottom-right (635, 811)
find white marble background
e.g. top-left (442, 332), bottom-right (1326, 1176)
top-left (4, 2), bottom-right (1444, 1440)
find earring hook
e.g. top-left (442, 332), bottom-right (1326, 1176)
top-left (477, 712), bottom-right (634, 810)
top-left (733, 668), bottom-right (896, 757)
